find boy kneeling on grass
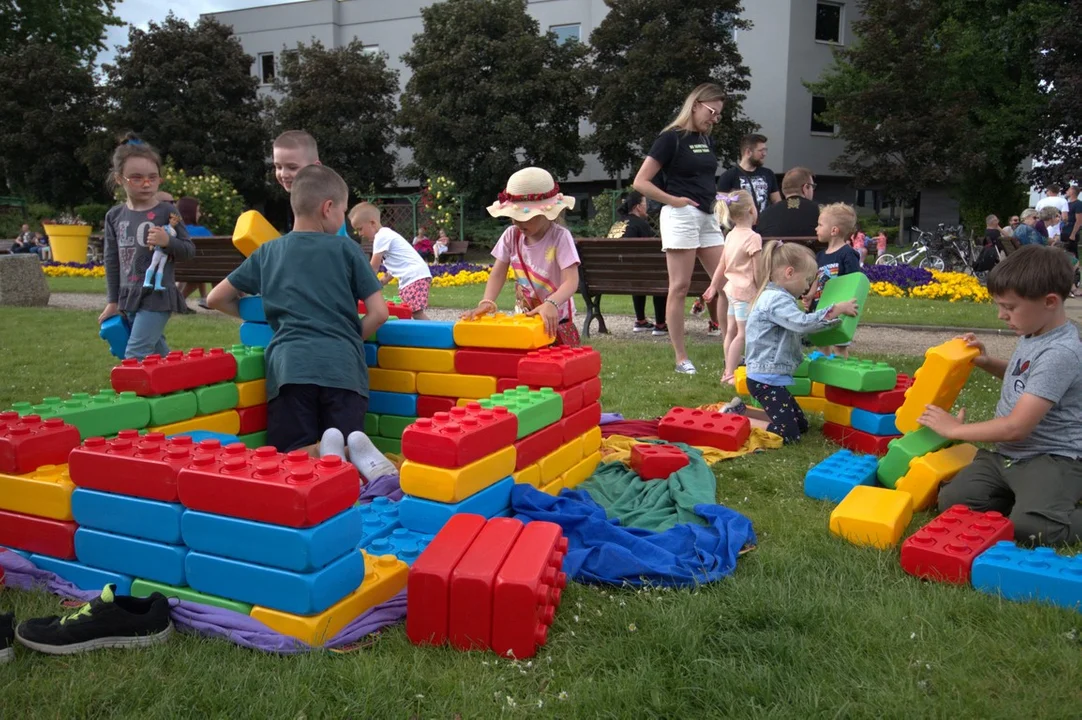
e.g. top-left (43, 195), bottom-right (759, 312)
top-left (919, 245), bottom-right (1082, 546)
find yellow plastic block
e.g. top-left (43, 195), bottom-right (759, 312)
top-left (452, 313), bottom-right (554, 350)
top-left (895, 339), bottom-right (979, 434)
top-left (369, 368), bottom-right (417, 394)
top-left (540, 476), bottom-right (564, 495)
top-left (562, 451), bottom-right (601, 490)
top-left (823, 401), bottom-right (853, 426)
top-left (376, 347), bottom-right (456, 373)
top-left (0, 464), bottom-right (75, 520)
top-left (148, 410), bottom-right (240, 437)
top-left (896, 443), bottom-right (978, 512)
top-left (235, 379), bottom-right (267, 409)
top-left (829, 486), bottom-right (914, 549)
top-left (812, 382), bottom-right (826, 398)
top-left (581, 426), bottom-right (602, 456)
top-left (734, 366), bottom-right (748, 395)
top-left (400, 445), bottom-right (516, 503)
top-left (232, 210), bottom-right (280, 257)
top-left (796, 396), bottom-right (826, 415)
top-left (455, 398), bottom-right (482, 408)
top-left (513, 463), bottom-right (541, 488)
top-left (538, 436), bottom-right (584, 485)
top-left (416, 372), bottom-right (496, 399)
top-left (250, 551), bottom-right (407, 646)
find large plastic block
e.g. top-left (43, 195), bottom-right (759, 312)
top-left (232, 209), bottom-right (280, 257)
top-left (11, 391), bottom-right (151, 440)
top-left (877, 427), bottom-right (952, 488)
top-left (823, 401), bottom-right (853, 428)
top-left (491, 521), bottom-right (568, 659)
top-left (896, 443), bottom-right (978, 512)
top-left (229, 345), bottom-right (266, 382)
top-left (369, 368), bottom-right (418, 394)
top-left (376, 320), bottom-right (456, 349)
top-left (479, 388), bottom-right (563, 439)
top-left (562, 451), bottom-right (600, 490)
top-left (537, 436), bottom-right (584, 485)
top-left (193, 382), bottom-right (239, 416)
top-left (181, 506), bottom-right (361, 572)
top-left (803, 449), bottom-right (878, 503)
top-left (0, 412), bottom-right (80, 475)
top-left (829, 486), bottom-right (913, 549)
top-left (449, 517), bottom-right (525, 650)
top-left (539, 476), bottom-right (563, 495)
top-left (795, 396), bottom-right (826, 415)
top-left (0, 509), bottom-right (76, 558)
top-left (237, 296), bottom-right (265, 322)
top-left (368, 391), bottom-right (418, 417)
top-left (238, 430), bottom-right (268, 449)
top-left (822, 422), bottom-right (899, 456)
top-left (895, 339), bottom-right (980, 434)
top-left (513, 420), bottom-right (565, 472)
top-left (582, 426), bottom-right (602, 455)
top-left (235, 379), bottom-right (266, 408)
top-left (379, 347), bottom-right (456, 374)
top-left (561, 402), bottom-right (601, 443)
top-left (517, 347), bottom-right (601, 389)
top-left (416, 372), bottom-right (497, 400)
top-left (174, 430), bottom-right (241, 445)
top-left (417, 395), bottom-right (455, 418)
top-left (236, 404), bottom-right (267, 435)
top-left (631, 444), bottom-right (689, 481)
top-left (794, 356), bottom-right (811, 378)
top-left (399, 477), bottom-right (514, 535)
top-left (455, 349), bottom-right (528, 379)
top-left (364, 527), bottom-right (435, 566)
top-left (365, 342), bottom-right (378, 368)
top-left (495, 380), bottom-right (585, 418)
top-left (0, 463), bottom-right (74, 520)
top-left (239, 321), bottom-right (273, 348)
top-left (850, 408), bottom-right (898, 436)
top-left (68, 432), bottom-right (218, 501)
top-left (1, 545), bottom-right (31, 560)
top-left (734, 366), bottom-right (749, 395)
top-left (251, 551), bottom-right (408, 646)
top-left (826, 373), bottom-right (913, 414)
top-left (363, 413), bottom-right (380, 436)
top-left (359, 299), bottom-right (413, 320)
top-left (377, 414), bottom-right (414, 439)
top-left (658, 407), bottom-right (751, 452)
top-left (808, 357), bottom-right (897, 392)
top-left (400, 445), bottom-right (516, 503)
top-left (71, 488), bottom-right (183, 544)
top-left (789, 377), bottom-right (812, 398)
top-left (900, 505), bottom-right (1013, 584)
top-left (111, 348), bottom-right (238, 397)
top-left (145, 391), bottom-right (198, 427)
top-left (971, 542), bottom-right (1082, 611)
top-left (401, 403), bottom-right (517, 468)
top-left (407, 514), bottom-right (488, 646)
top-left (148, 410), bottom-right (240, 437)
top-left (371, 436), bottom-right (402, 456)
top-left (130, 578), bottom-right (252, 615)
top-left (812, 382), bottom-right (826, 398)
top-left (99, 315), bottom-right (131, 360)
top-left (186, 548), bottom-right (364, 615)
top-left (74, 528), bottom-right (187, 585)
top-left (807, 272), bottom-right (871, 346)
top-left (513, 464), bottom-right (541, 487)
top-left (453, 313), bottom-right (553, 350)
top-left (356, 497), bottom-right (403, 547)
top-left (30, 555), bottom-right (133, 595)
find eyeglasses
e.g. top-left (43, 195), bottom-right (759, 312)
top-left (804, 182), bottom-right (818, 189)
top-left (698, 102), bottom-right (720, 118)
top-left (124, 174), bottom-right (161, 187)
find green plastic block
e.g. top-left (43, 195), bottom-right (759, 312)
top-left (808, 272), bottom-right (871, 347)
top-left (12, 390), bottom-right (150, 439)
top-left (790, 377), bottom-right (812, 397)
top-left (379, 415), bottom-right (415, 439)
top-left (194, 382), bottom-right (240, 415)
top-left (371, 435), bottom-right (402, 455)
top-left (794, 356), bottom-right (811, 378)
top-left (877, 427), bottom-right (952, 488)
top-left (808, 357), bottom-right (897, 392)
top-left (364, 413), bottom-right (380, 436)
top-left (478, 387), bottom-right (563, 439)
top-left (238, 430), bottom-right (268, 449)
top-left (130, 579), bottom-right (252, 615)
top-left (229, 345), bottom-right (266, 382)
top-left (145, 391), bottom-right (198, 427)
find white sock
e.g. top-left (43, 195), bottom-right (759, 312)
top-left (347, 431), bottom-right (396, 482)
top-left (319, 428), bottom-right (346, 460)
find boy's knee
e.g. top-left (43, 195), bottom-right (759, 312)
top-left (936, 481), bottom-right (969, 513)
top-left (1010, 510), bottom-right (1077, 547)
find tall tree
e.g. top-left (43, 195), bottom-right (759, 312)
top-left (103, 15), bottom-right (270, 202)
top-left (588, 0), bottom-right (755, 179)
top-left (398, 0), bottom-right (590, 199)
top-left (1030, 2), bottom-right (1082, 186)
top-left (0, 0), bottom-right (122, 66)
top-left (271, 40), bottom-right (399, 194)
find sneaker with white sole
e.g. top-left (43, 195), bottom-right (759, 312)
top-left (652, 323), bottom-right (669, 336)
top-left (706, 321), bottom-right (721, 336)
top-left (0, 612), bottom-right (13, 663)
top-left (633, 320), bottom-right (655, 333)
top-left (675, 360), bottom-right (697, 375)
top-left (720, 397), bottom-right (747, 415)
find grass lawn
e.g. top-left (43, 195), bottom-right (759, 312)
top-left (2, 306), bottom-right (1080, 717)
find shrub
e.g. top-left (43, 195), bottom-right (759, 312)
top-left (74, 203), bottom-right (110, 231)
top-left (159, 160), bottom-right (246, 234)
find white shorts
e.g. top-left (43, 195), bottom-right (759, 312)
top-left (660, 205), bottom-right (724, 251)
top-left (726, 295), bottom-right (750, 321)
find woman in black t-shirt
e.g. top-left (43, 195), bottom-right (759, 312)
top-left (632, 83), bottom-right (728, 375)
top-left (607, 191), bottom-right (667, 334)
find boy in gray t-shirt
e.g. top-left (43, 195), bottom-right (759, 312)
top-left (919, 245), bottom-right (1082, 546)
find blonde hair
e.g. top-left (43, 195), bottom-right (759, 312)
top-left (715, 189), bottom-right (756, 230)
top-left (663, 83), bottom-right (726, 133)
top-left (290, 165), bottom-right (347, 218)
top-left (273, 130), bottom-right (319, 161)
top-left (348, 201), bottom-right (380, 227)
top-left (819, 202), bottom-right (858, 238)
top-left (753, 241), bottom-right (818, 302)
top-left (1020, 208), bottom-right (1038, 222)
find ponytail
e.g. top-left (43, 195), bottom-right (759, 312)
top-left (618, 190), bottom-right (644, 217)
top-left (715, 189), bottom-right (755, 230)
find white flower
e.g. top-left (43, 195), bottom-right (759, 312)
top-left (557, 691), bottom-right (569, 701)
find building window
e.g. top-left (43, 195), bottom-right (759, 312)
top-left (550, 24), bottom-right (581, 45)
top-left (811, 95), bottom-right (835, 134)
top-left (258, 52), bottom-right (275, 84)
top-left (362, 45), bottom-right (380, 55)
top-left (815, 2), bottom-right (843, 44)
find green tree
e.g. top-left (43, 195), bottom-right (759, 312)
top-left (1030, 1), bottom-right (1082, 186)
top-left (0, 0), bottom-right (122, 66)
top-left (270, 40), bottom-right (399, 194)
top-left (587, 0), bottom-right (755, 179)
top-left (398, 0), bottom-right (590, 199)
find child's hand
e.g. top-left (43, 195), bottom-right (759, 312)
top-left (833, 300), bottom-right (859, 317)
top-left (918, 405), bottom-right (966, 439)
top-left (955, 332), bottom-right (987, 359)
top-left (702, 285), bottom-right (718, 303)
top-left (526, 300), bottom-right (559, 337)
top-left (98, 303), bottom-right (118, 325)
top-left (460, 299), bottom-right (497, 321)
top-left (147, 226), bottom-right (170, 248)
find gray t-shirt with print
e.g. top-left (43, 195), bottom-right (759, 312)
top-left (104, 201), bottom-right (195, 314)
top-left (996, 321), bottom-right (1082, 459)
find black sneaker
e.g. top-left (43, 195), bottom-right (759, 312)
top-left (15, 585), bottom-right (172, 655)
top-left (0, 612), bottom-right (13, 663)
top-left (633, 320), bottom-right (655, 333)
top-left (652, 322), bottom-right (669, 336)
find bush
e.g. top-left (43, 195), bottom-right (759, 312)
top-left (0, 203), bottom-right (59, 238)
top-left (74, 203), bottom-right (110, 231)
top-left (159, 160), bottom-right (246, 234)
top-left (462, 215), bottom-right (506, 249)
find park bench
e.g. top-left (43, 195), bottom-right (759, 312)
top-left (173, 236), bottom-right (246, 284)
top-left (0, 240), bottom-right (14, 254)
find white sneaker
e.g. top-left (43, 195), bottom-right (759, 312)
top-left (675, 360), bottom-right (697, 375)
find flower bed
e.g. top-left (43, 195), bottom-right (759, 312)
top-left (41, 261), bottom-right (104, 278)
top-left (862, 266), bottom-right (990, 303)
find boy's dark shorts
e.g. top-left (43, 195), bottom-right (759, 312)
top-left (267, 384), bottom-right (368, 452)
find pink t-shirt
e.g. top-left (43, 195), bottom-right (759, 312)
top-left (719, 226), bottom-right (763, 302)
top-left (492, 223), bottom-right (581, 321)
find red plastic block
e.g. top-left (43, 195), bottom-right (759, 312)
top-left (449, 517), bottom-right (525, 651)
top-left (110, 348), bottom-right (238, 396)
top-left (491, 521), bottom-right (568, 659)
top-left (401, 403), bottom-right (518, 468)
top-left (630, 444), bottom-right (689, 480)
top-left (821, 422), bottom-right (899, 456)
top-left (236, 404), bottom-right (268, 435)
top-left (495, 380), bottom-right (584, 417)
top-left (358, 299), bottom-right (413, 319)
top-left (455, 349), bottom-right (529, 379)
top-left (574, 376), bottom-right (602, 408)
top-left (0, 508), bottom-right (77, 559)
top-left (658, 408), bottom-right (751, 452)
top-left (417, 395), bottom-right (455, 418)
top-left (517, 347), bottom-right (601, 389)
top-left (900, 505), bottom-right (1014, 584)
top-left (514, 421), bottom-right (565, 471)
top-left (177, 448), bottom-right (360, 527)
top-left (825, 373), bottom-right (914, 414)
top-left (407, 514), bottom-right (488, 646)
top-left (561, 402), bottom-right (601, 443)
top-left (0, 412), bottom-right (81, 474)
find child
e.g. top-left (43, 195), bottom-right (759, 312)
top-left (272, 130), bottom-right (351, 237)
top-left (814, 203), bottom-right (863, 358)
top-left (207, 165), bottom-right (393, 478)
top-left (703, 190), bottom-right (761, 384)
top-left (875, 230), bottom-right (889, 259)
top-left (349, 202), bottom-right (433, 320)
top-left (729, 241), bottom-right (858, 443)
top-left (462, 167), bottom-right (581, 342)
top-left (433, 228), bottom-right (451, 262)
top-left (849, 225), bottom-right (868, 265)
top-left (99, 135), bottom-right (195, 360)
top-left (921, 246), bottom-right (1082, 546)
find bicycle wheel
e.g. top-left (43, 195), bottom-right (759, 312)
top-left (875, 254), bottom-right (898, 266)
top-left (919, 255), bottom-right (946, 272)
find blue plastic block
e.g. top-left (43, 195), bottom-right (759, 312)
top-left (181, 507), bottom-right (361, 572)
top-left (185, 548), bottom-right (364, 614)
top-left (172, 430), bottom-right (241, 445)
top-left (357, 497), bottom-right (403, 547)
top-left (239, 321), bottom-right (273, 348)
top-left (806, 351), bottom-right (834, 362)
top-left (803, 449), bottom-right (879, 502)
top-left (972, 541), bottom-right (1082, 611)
top-left (71, 488), bottom-right (184, 544)
top-left (376, 320), bottom-right (456, 349)
top-left (29, 554), bottom-right (133, 595)
top-left (398, 476), bottom-right (513, 534)
top-left (238, 296), bottom-right (266, 322)
top-left (850, 408), bottom-right (899, 436)
top-left (369, 391), bottom-right (418, 417)
top-left (74, 528), bottom-right (188, 586)
top-left (1, 545), bottom-right (31, 559)
top-left (362, 527), bottom-right (435, 566)
top-left (365, 342), bottom-right (378, 368)
top-left (99, 315), bottom-right (131, 360)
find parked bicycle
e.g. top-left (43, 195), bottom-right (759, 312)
top-left (875, 227), bottom-right (945, 270)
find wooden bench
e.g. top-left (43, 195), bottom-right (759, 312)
top-left (574, 236), bottom-right (822, 337)
top-left (174, 236), bottom-right (246, 284)
top-left (0, 240), bottom-right (14, 255)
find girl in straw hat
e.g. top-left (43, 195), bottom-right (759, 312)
top-left (462, 167), bottom-right (581, 342)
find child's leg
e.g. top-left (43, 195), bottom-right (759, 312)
top-left (1003, 454), bottom-right (1082, 546)
top-left (400, 277), bottom-right (431, 321)
top-left (267, 384), bottom-right (322, 452)
top-left (125, 310), bottom-right (170, 360)
top-left (722, 298), bottom-right (747, 379)
top-left (937, 449), bottom-right (1013, 515)
top-left (746, 379), bottom-right (807, 443)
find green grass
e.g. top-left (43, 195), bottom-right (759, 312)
top-left (2, 307), bottom-right (1080, 717)
top-left (862, 295), bottom-right (1002, 329)
top-left (47, 275), bottom-right (106, 294)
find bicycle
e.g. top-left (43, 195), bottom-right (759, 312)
top-left (875, 227), bottom-right (945, 270)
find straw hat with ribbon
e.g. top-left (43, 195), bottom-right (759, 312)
top-left (487, 167), bottom-right (576, 221)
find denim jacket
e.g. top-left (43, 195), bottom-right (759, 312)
top-left (745, 282), bottom-right (840, 376)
